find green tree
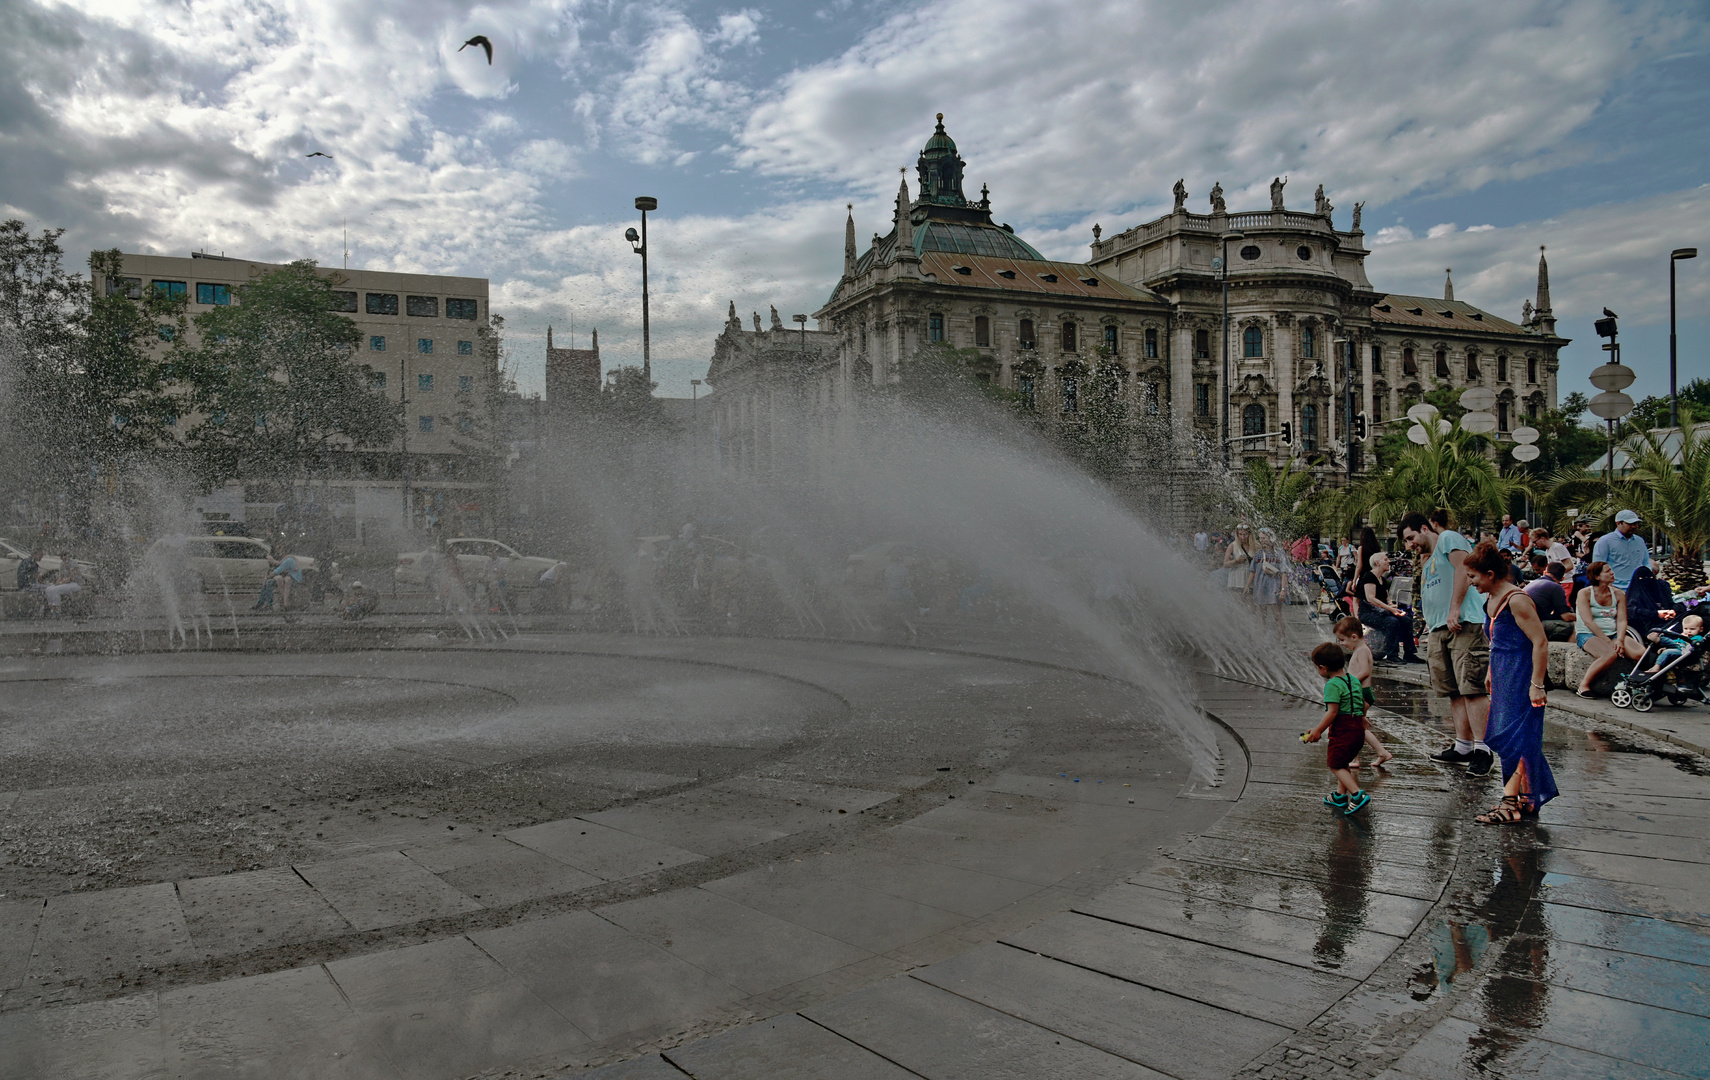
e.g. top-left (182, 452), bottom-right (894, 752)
top-left (182, 261), bottom-right (397, 495)
top-left (1626, 378), bottom-right (1710, 431)
top-left (1344, 418), bottom-right (1529, 532)
top-left (1240, 457), bottom-right (1326, 540)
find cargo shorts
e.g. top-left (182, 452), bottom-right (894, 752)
top-left (1427, 623), bottom-right (1490, 699)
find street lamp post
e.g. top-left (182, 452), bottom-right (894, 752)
top-left (1671, 248), bottom-right (1698, 428)
top-left (627, 197), bottom-right (658, 387)
top-left (400, 352), bottom-right (409, 526)
top-left (1334, 336), bottom-right (1356, 479)
top-left (1218, 230), bottom-right (1245, 469)
top-left (1589, 312), bottom-right (1636, 485)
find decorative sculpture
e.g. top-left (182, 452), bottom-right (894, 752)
top-left (1270, 176), bottom-right (1287, 212)
top-left (1351, 201), bottom-right (1364, 231)
top-left (770, 305), bottom-right (783, 330)
top-left (1209, 182), bottom-right (1226, 215)
top-left (1172, 178), bottom-right (1187, 212)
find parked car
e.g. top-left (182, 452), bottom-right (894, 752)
top-left (394, 538), bottom-right (558, 590)
top-left (142, 535), bottom-right (318, 592)
top-left (0, 539), bottom-right (99, 591)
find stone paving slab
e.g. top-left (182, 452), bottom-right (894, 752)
top-left (597, 888), bottom-right (872, 996)
top-left (807, 847), bottom-right (1046, 918)
top-left (404, 835), bottom-right (605, 907)
top-left (914, 942), bottom-right (1290, 1080)
top-left (580, 1055), bottom-right (689, 1078)
top-left (580, 803), bottom-right (791, 857)
top-left (293, 851), bottom-right (483, 932)
top-left (470, 910), bottom-right (743, 1043)
top-left (159, 964), bottom-right (399, 1079)
top-left (1451, 976), bottom-right (1710, 1078)
top-left (663, 1011), bottom-right (915, 1079)
top-left (1541, 938), bottom-right (1710, 1017)
top-left (1124, 864), bottom-right (1436, 939)
top-left (803, 973), bottom-right (1168, 1080)
top-left (707, 777), bottom-right (897, 814)
top-left (699, 863), bottom-right (970, 954)
top-left (1075, 880), bottom-right (1403, 978)
top-left (0, 899), bottom-right (42, 991)
top-left (504, 818), bottom-right (704, 880)
top-left (1382, 1014), bottom-right (1688, 1080)
top-left (1539, 869), bottom-right (1710, 928)
top-left (0, 992), bottom-right (170, 1078)
top-left (326, 935), bottom-right (590, 1078)
top-left (1005, 910), bottom-right (1356, 1028)
top-left (1540, 900), bottom-right (1710, 965)
top-left (178, 867), bottom-right (353, 956)
top-left (1538, 820), bottom-right (1710, 861)
top-left (24, 882), bottom-right (198, 992)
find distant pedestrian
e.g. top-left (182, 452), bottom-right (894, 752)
top-left (1304, 641), bottom-right (1371, 816)
top-left (1224, 525), bottom-right (1256, 597)
top-left (1249, 528), bottom-right (1288, 640)
top-left (1465, 540), bottom-right (1557, 823)
top-left (16, 547), bottom-right (42, 591)
top-left (42, 552), bottom-right (83, 615)
top-left (1400, 509), bottom-right (1493, 776)
top-left (1593, 510), bottom-right (1652, 590)
top-left (1333, 616), bottom-right (1394, 767)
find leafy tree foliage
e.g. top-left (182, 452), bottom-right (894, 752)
top-left (1343, 418), bottom-right (1529, 532)
top-left (1626, 378), bottom-right (1710, 431)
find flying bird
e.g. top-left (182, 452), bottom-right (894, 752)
top-left (1602, 307), bottom-right (1618, 318)
top-left (459, 35), bottom-right (493, 64)
top-left (306, 152), bottom-right (332, 159)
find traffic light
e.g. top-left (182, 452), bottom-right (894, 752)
top-left (1353, 413), bottom-right (1369, 441)
top-left (1280, 421), bottom-right (1292, 445)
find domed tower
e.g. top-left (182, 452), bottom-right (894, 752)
top-left (917, 114), bottom-right (969, 207)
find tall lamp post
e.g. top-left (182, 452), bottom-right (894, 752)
top-left (1589, 311), bottom-right (1636, 485)
top-left (1217, 230), bottom-right (1245, 468)
top-left (1333, 336), bottom-right (1359, 479)
top-left (1671, 248), bottom-right (1698, 428)
top-left (626, 196), bottom-right (657, 388)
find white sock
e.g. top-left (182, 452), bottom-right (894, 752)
top-left (1473, 741), bottom-right (1490, 752)
top-left (1454, 739), bottom-right (1473, 754)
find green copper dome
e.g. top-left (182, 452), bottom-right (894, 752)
top-left (923, 113), bottom-right (956, 153)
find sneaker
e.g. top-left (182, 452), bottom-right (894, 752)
top-left (1430, 745), bottom-right (1473, 766)
top-left (1401, 655), bottom-right (1426, 665)
top-left (1344, 790), bottom-right (1371, 815)
top-left (1467, 748), bottom-right (1494, 777)
top-left (1323, 792), bottom-right (1349, 808)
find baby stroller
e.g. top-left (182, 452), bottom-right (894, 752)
top-left (1610, 622), bottom-right (1708, 713)
top-left (1314, 563), bottom-right (1355, 621)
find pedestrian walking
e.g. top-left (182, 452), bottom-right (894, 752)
top-left (1303, 641), bottom-right (1372, 816)
top-left (1249, 528), bottom-right (1288, 641)
top-left (1399, 509), bottom-right (1493, 776)
top-left (1465, 540), bottom-right (1557, 823)
top-left (1333, 616), bottom-right (1394, 767)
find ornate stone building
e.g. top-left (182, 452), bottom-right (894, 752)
top-left (704, 303), bottom-right (840, 475)
top-left (712, 116), bottom-right (1567, 485)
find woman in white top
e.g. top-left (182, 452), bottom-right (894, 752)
top-left (1574, 559), bottom-right (1645, 697)
top-left (1224, 525), bottom-right (1255, 596)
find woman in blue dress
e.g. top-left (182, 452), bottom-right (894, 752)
top-left (1465, 540), bottom-right (1558, 822)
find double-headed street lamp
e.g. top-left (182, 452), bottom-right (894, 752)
top-left (1671, 247), bottom-right (1698, 428)
top-left (625, 196), bottom-right (657, 387)
top-left (1217, 230), bottom-right (1245, 468)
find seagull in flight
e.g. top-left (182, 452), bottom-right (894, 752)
top-left (306, 152), bottom-right (332, 159)
top-left (459, 35), bottom-right (493, 64)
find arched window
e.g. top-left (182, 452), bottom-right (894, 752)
top-left (1498, 401), bottom-right (1510, 431)
top-left (1435, 350), bottom-right (1449, 378)
top-left (1496, 354), bottom-right (1508, 382)
top-left (1466, 351), bottom-right (1480, 379)
top-left (974, 315), bottom-right (990, 347)
top-left (1243, 326), bottom-right (1263, 358)
top-left (1242, 403), bottom-right (1265, 437)
top-left (929, 313), bottom-right (944, 343)
top-left (1301, 404), bottom-right (1318, 450)
top-left (1402, 347), bottom-right (1417, 375)
top-left (1061, 374), bottom-right (1079, 413)
top-left (1193, 328), bottom-right (1207, 358)
top-left (1527, 357), bottom-right (1538, 383)
top-left (1062, 322), bottom-right (1077, 352)
top-left (1302, 326), bottom-right (1316, 359)
top-left (1103, 324), bottom-right (1118, 354)
top-left (1019, 319), bottom-right (1035, 349)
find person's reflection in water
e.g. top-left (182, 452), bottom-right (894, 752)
top-left (1313, 815), bottom-right (1372, 968)
top-left (1435, 843), bottom-right (1551, 1072)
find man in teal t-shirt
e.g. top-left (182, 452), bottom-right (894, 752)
top-left (1399, 509), bottom-right (1492, 776)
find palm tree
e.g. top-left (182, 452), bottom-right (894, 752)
top-left (1340, 419), bottom-right (1527, 533)
top-left (1240, 457), bottom-right (1331, 541)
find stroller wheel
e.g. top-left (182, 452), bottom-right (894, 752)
top-left (1631, 688), bottom-right (1654, 713)
top-left (1609, 685), bottom-right (1633, 709)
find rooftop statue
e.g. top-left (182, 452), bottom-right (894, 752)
top-left (1209, 182), bottom-right (1226, 215)
top-left (1172, 178), bottom-right (1187, 213)
top-left (1271, 175), bottom-right (1287, 212)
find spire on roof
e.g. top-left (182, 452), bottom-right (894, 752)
top-left (590, 327), bottom-right (597, 350)
top-left (547, 324), bottom-right (553, 349)
top-left (844, 204), bottom-right (857, 278)
top-left (1534, 245), bottom-right (1556, 335)
top-left (893, 171), bottom-right (918, 263)
top-left (1443, 268), bottom-right (1454, 302)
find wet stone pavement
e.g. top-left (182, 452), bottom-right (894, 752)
top-left (0, 622), bottom-right (1707, 1078)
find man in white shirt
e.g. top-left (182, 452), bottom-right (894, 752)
top-left (1593, 510), bottom-right (1652, 590)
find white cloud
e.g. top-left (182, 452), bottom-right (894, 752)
top-left (606, 8), bottom-right (761, 166)
top-left (1427, 223), bottom-right (1459, 239)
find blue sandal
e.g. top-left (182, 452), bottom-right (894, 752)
top-left (1343, 791), bottom-right (1370, 815)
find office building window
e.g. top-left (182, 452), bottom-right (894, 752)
top-left (157, 325), bottom-right (176, 341)
top-left (457, 340), bottom-right (473, 355)
top-left (1018, 374), bottom-right (1036, 409)
top-left (1436, 350), bottom-right (1450, 378)
top-left (1403, 347), bottom-right (1417, 375)
top-left (1243, 326), bottom-right (1263, 357)
top-left (418, 416), bottom-right (434, 432)
top-left (406, 295), bottom-right (438, 318)
top-left (929, 313), bottom-right (944, 343)
top-left (446, 298), bottom-right (479, 320)
top-left (418, 373), bottom-right (433, 392)
top-left (1466, 351), bottom-right (1481, 379)
top-left (329, 290), bottom-right (357, 312)
top-left (196, 283), bottom-right (231, 305)
top-left (974, 315), bottom-right (990, 347)
top-left (1243, 404), bottom-right (1265, 439)
top-left (418, 338), bottom-right (433, 354)
top-left (1194, 328), bottom-right (1208, 358)
top-left (1497, 354), bottom-right (1509, 381)
top-left (366, 293), bottom-right (398, 315)
top-left (458, 375), bottom-right (473, 393)
top-left (370, 336), bottom-right (386, 352)
top-left (1103, 324), bottom-right (1118, 354)
top-left (1527, 357), bottom-right (1538, 383)
top-left (106, 276), bottom-right (141, 298)
top-left (1195, 383), bottom-right (1209, 416)
top-left (1018, 319), bottom-right (1035, 349)
top-left (152, 280), bottom-right (187, 299)
top-left (1499, 401), bottom-right (1510, 431)
top-left (370, 372), bottom-right (386, 389)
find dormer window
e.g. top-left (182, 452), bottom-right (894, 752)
top-left (1470, 312), bottom-right (1484, 321)
top-left (1377, 303), bottom-right (1392, 312)
top-left (1409, 307), bottom-right (1424, 316)
top-left (1439, 310), bottom-right (1455, 318)
top-left (997, 269), bottom-right (1016, 279)
top-left (952, 265), bottom-right (972, 275)
top-left (1081, 277), bottom-right (1099, 287)
top-left (1040, 273), bottom-right (1058, 283)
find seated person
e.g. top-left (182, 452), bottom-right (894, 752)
top-left (1523, 556), bottom-right (1576, 641)
top-left (340, 581), bottom-right (379, 621)
top-left (1642, 614), bottom-right (1705, 676)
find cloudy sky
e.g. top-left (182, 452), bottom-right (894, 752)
top-left (2, 0), bottom-right (1705, 403)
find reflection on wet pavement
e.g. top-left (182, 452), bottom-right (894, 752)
top-left (1377, 681), bottom-right (1710, 1080)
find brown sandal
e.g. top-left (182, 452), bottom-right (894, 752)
top-left (1476, 796), bottom-right (1527, 825)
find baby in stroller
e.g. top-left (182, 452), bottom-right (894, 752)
top-left (1613, 612), bottom-right (1708, 712)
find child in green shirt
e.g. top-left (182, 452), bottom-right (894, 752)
top-left (1304, 641), bottom-right (1371, 815)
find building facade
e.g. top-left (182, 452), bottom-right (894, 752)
top-left (778, 117), bottom-right (1567, 487)
top-left (97, 251), bottom-right (496, 536)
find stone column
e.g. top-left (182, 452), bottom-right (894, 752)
top-left (1170, 320), bottom-right (1194, 444)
